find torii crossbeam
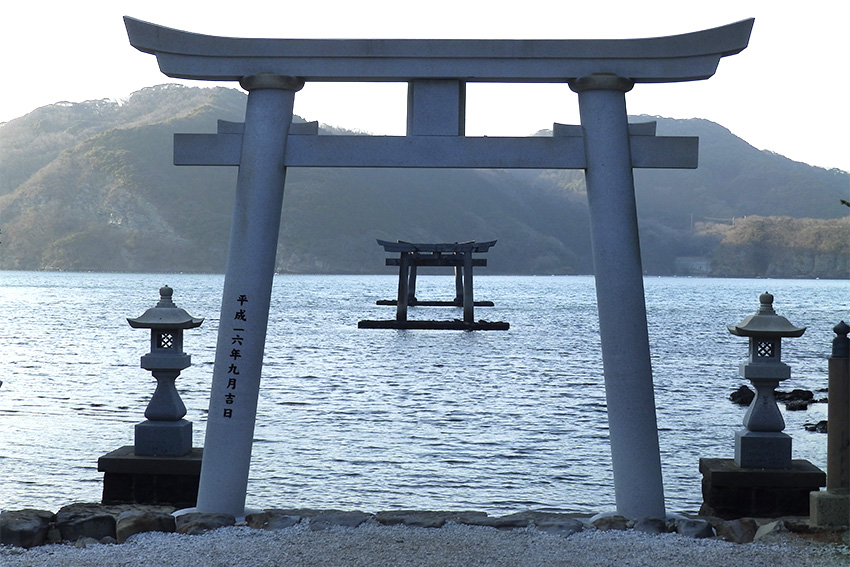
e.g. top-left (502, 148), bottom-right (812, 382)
top-left (125, 16), bottom-right (753, 519)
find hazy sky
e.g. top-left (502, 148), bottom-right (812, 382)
top-left (2, 0), bottom-right (848, 171)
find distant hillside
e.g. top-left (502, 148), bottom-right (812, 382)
top-left (1, 84), bottom-right (847, 277)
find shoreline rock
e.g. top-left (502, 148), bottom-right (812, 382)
top-left (2, 503), bottom-right (844, 550)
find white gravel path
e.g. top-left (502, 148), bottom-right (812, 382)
top-left (2, 522), bottom-right (848, 567)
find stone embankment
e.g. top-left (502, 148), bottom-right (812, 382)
top-left (0, 503), bottom-right (839, 549)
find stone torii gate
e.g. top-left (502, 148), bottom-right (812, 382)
top-left (125, 16), bottom-right (753, 519)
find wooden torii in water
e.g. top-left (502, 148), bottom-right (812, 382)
top-left (125, 16), bottom-right (753, 520)
top-left (359, 239), bottom-right (507, 330)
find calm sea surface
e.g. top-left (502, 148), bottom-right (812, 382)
top-left (1, 272), bottom-right (846, 515)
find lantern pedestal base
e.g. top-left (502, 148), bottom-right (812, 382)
top-left (734, 430), bottom-right (792, 469)
top-left (699, 458), bottom-right (825, 519)
top-left (134, 419), bottom-right (192, 457)
top-left (98, 445), bottom-right (203, 508)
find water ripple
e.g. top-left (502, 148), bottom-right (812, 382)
top-left (1, 272), bottom-right (841, 515)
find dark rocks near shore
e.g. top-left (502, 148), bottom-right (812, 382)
top-left (590, 514), bottom-right (630, 531)
top-left (248, 509), bottom-right (374, 531)
top-left (777, 389), bottom-right (816, 411)
top-left (775, 389), bottom-right (815, 403)
top-left (0, 509), bottom-right (53, 549)
top-left (55, 504), bottom-right (117, 543)
top-left (175, 512), bottom-right (235, 536)
top-left (784, 399), bottom-right (808, 411)
top-left (730, 386), bottom-right (829, 432)
top-left (713, 517), bottom-right (759, 543)
top-left (246, 510), bottom-right (301, 530)
top-left (729, 386), bottom-right (823, 411)
top-left (374, 510), bottom-right (486, 529)
top-left (673, 518), bottom-right (715, 539)
top-left (729, 386), bottom-right (755, 406)
top-left (116, 510), bottom-right (176, 543)
top-left (0, 504), bottom-right (179, 549)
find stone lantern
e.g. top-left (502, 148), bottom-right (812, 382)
top-left (128, 285), bottom-right (203, 457)
top-left (727, 291), bottom-right (805, 469)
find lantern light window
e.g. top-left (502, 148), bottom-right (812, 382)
top-left (756, 340), bottom-right (775, 359)
top-left (158, 332), bottom-right (174, 349)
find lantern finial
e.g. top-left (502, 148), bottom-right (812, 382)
top-left (157, 285), bottom-right (175, 307)
top-left (757, 292), bottom-right (775, 314)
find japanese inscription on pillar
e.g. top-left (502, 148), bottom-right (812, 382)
top-left (222, 294), bottom-right (249, 419)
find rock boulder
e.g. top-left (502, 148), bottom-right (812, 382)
top-left (116, 510), bottom-right (176, 543)
top-left (55, 503), bottom-right (116, 542)
top-left (175, 512), bottom-right (235, 535)
top-left (0, 509), bottom-right (55, 548)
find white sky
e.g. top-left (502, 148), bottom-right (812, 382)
top-left (2, 0), bottom-right (848, 171)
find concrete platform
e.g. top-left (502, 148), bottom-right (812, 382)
top-left (699, 458), bottom-right (825, 519)
top-left (98, 445), bottom-right (203, 508)
top-left (358, 319), bottom-right (509, 330)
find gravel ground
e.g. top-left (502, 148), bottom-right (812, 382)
top-left (2, 523), bottom-right (848, 567)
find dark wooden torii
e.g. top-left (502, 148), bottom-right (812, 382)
top-left (359, 239), bottom-right (508, 330)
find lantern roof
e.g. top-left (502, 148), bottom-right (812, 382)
top-left (727, 292), bottom-right (805, 338)
top-left (127, 285), bottom-right (204, 329)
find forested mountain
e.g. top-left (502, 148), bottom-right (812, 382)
top-left (1, 84), bottom-right (848, 277)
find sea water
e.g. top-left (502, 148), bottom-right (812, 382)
top-left (0, 272), bottom-right (845, 515)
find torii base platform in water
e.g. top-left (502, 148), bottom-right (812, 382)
top-left (358, 240), bottom-right (509, 330)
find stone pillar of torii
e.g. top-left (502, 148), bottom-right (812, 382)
top-left (125, 16), bottom-right (753, 519)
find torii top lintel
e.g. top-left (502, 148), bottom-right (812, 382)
top-left (124, 17), bottom-right (753, 84)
